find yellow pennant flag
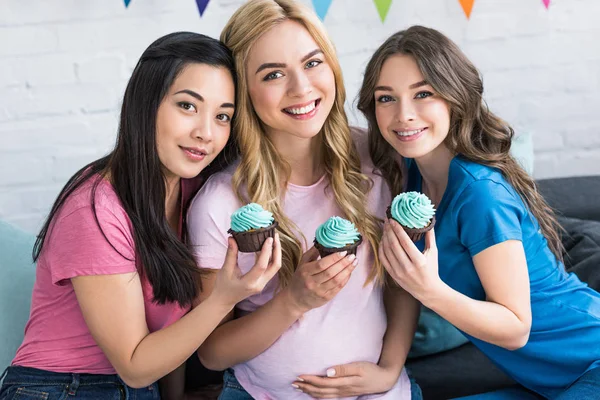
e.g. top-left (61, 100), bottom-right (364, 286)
top-left (459, 0), bottom-right (475, 19)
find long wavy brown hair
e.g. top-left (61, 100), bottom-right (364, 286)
top-left (221, 0), bottom-right (384, 285)
top-left (358, 25), bottom-right (564, 261)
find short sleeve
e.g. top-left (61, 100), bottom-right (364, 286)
top-left (454, 180), bottom-right (526, 257)
top-left (46, 203), bottom-right (137, 285)
top-left (187, 173), bottom-right (241, 270)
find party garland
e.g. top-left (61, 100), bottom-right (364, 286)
top-left (123, 0), bottom-right (552, 21)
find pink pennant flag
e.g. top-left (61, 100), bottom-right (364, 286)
top-left (542, 0), bottom-right (550, 9)
top-left (196, 0), bottom-right (210, 17)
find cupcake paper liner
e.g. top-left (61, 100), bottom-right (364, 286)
top-left (386, 206), bottom-right (436, 242)
top-left (228, 222), bottom-right (278, 253)
top-left (313, 234), bottom-right (363, 259)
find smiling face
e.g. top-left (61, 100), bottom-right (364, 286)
top-left (245, 20), bottom-right (336, 142)
top-left (374, 54), bottom-right (451, 161)
top-left (155, 63), bottom-right (235, 182)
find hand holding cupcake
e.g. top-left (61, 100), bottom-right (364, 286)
top-left (228, 203), bottom-right (278, 253)
top-left (313, 216), bottom-right (363, 258)
top-left (387, 192), bottom-right (436, 242)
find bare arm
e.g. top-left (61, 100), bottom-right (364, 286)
top-left (73, 272), bottom-right (232, 389)
top-left (378, 285), bottom-right (420, 374)
top-left (422, 240), bottom-right (532, 350)
top-left (198, 248), bottom-right (358, 371)
top-left (383, 220), bottom-right (532, 351)
top-left (73, 236), bottom-right (280, 389)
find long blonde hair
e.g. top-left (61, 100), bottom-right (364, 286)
top-left (358, 26), bottom-right (564, 261)
top-left (221, 0), bottom-right (383, 286)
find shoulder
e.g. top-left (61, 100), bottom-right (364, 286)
top-left (190, 164), bottom-right (238, 208)
top-left (449, 159), bottom-right (527, 229)
top-left (55, 176), bottom-right (129, 228)
top-left (451, 158), bottom-right (519, 203)
top-left (187, 164), bottom-right (241, 236)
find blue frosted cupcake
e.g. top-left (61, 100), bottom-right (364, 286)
top-left (228, 203), bottom-right (278, 253)
top-left (313, 216), bottom-right (363, 258)
top-left (387, 192), bottom-right (436, 242)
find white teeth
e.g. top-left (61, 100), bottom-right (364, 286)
top-left (394, 128), bottom-right (424, 137)
top-left (286, 101), bottom-right (316, 115)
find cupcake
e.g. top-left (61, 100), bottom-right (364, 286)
top-left (386, 192), bottom-right (436, 242)
top-left (228, 203), bottom-right (278, 253)
top-left (313, 216), bottom-right (363, 258)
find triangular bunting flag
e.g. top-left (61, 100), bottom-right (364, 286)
top-left (459, 0), bottom-right (475, 19)
top-left (312, 0), bottom-right (333, 21)
top-left (196, 0), bottom-right (210, 17)
top-left (124, 0), bottom-right (131, 8)
top-left (373, 0), bottom-right (393, 22)
top-left (542, 0), bottom-right (550, 9)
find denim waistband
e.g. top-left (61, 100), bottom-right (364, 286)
top-left (2, 366), bottom-right (125, 387)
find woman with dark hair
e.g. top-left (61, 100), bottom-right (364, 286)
top-left (359, 26), bottom-right (600, 399)
top-left (0, 32), bottom-right (281, 400)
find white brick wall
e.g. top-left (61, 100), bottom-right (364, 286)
top-left (1, 0), bottom-right (599, 233)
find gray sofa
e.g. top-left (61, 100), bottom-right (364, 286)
top-left (406, 175), bottom-right (600, 399)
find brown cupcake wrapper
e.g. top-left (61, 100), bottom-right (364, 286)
top-left (386, 205), bottom-right (436, 242)
top-left (228, 222), bottom-right (278, 253)
top-left (313, 234), bottom-right (363, 259)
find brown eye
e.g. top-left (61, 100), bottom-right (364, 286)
top-left (216, 114), bottom-right (231, 123)
top-left (178, 102), bottom-right (197, 112)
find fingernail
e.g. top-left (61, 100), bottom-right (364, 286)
top-left (347, 254), bottom-right (356, 261)
top-left (291, 384), bottom-right (299, 389)
top-left (338, 251), bottom-right (348, 257)
top-left (297, 377), bottom-right (304, 382)
top-left (352, 258), bottom-right (358, 266)
top-left (326, 368), bottom-right (336, 377)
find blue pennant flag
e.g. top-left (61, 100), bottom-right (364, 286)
top-left (124, 0), bottom-right (131, 7)
top-left (312, 0), bottom-right (333, 21)
top-left (196, 0), bottom-right (210, 17)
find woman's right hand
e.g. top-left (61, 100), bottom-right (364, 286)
top-left (211, 233), bottom-right (282, 308)
top-left (284, 247), bottom-right (358, 314)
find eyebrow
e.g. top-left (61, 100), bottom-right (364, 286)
top-left (374, 80), bottom-right (429, 92)
top-left (175, 89), bottom-right (234, 109)
top-left (255, 49), bottom-right (323, 75)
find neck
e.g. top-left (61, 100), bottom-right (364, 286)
top-left (414, 145), bottom-right (454, 206)
top-left (164, 176), bottom-right (181, 232)
top-left (268, 130), bottom-right (324, 186)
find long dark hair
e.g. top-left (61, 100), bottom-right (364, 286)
top-left (33, 32), bottom-right (238, 306)
top-left (358, 26), bottom-right (563, 261)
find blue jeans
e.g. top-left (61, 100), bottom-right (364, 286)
top-left (453, 366), bottom-right (600, 400)
top-left (0, 366), bottom-right (160, 400)
top-left (218, 369), bottom-right (423, 400)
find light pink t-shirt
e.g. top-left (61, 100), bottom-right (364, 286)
top-left (187, 131), bottom-right (411, 400)
top-left (12, 176), bottom-right (199, 374)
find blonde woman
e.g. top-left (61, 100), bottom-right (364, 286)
top-left (187, 1), bottom-right (420, 399)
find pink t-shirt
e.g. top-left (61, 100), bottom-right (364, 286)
top-left (12, 175), bottom-right (201, 374)
top-left (187, 131), bottom-right (411, 400)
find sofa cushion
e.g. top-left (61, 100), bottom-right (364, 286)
top-left (559, 216), bottom-right (600, 291)
top-left (537, 176), bottom-right (600, 222)
top-left (408, 306), bottom-right (468, 359)
top-left (0, 220), bottom-right (36, 369)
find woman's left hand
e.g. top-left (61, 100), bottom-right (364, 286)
top-left (293, 361), bottom-right (398, 398)
top-left (380, 219), bottom-right (443, 303)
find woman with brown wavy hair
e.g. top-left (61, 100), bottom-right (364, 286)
top-left (186, 1), bottom-right (421, 399)
top-left (359, 25), bottom-right (600, 399)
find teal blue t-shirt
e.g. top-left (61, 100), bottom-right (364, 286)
top-left (406, 157), bottom-right (600, 399)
